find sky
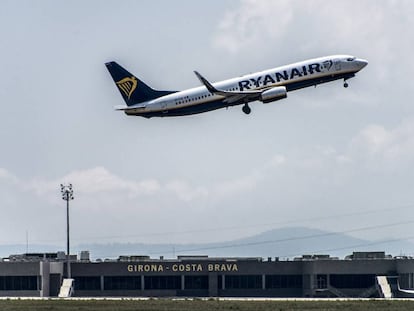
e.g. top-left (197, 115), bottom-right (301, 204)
top-left (1, 0), bottom-right (414, 257)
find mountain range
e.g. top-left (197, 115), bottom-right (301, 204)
top-left (2, 227), bottom-right (413, 260)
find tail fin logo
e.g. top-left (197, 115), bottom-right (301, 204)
top-left (116, 76), bottom-right (138, 99)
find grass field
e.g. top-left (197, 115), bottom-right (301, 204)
top-left (1, 299), bottom-right (414, 311)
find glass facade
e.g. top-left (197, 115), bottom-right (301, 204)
top-left (0, 276), bottom-right (38, 291)
top-left (266, 275), bottom-right (303, 288)
top-left (330, 274), bottom-right (375, 288)
top-left (104, 276), bottom-right (141, 290)
top-left (225, 275), bottom-right (262, 289)
top-left (144, 276), bottom-right (181, 290)
top-left (74, 276), bottom-right (100, 290)
top-left (184, 275), bottom-right (208, 290)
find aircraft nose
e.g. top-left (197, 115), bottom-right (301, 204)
top-left (356, 58), bottom-right (368, 70)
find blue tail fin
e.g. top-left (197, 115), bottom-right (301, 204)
top-left (105, 62), bottom-right (176, 106)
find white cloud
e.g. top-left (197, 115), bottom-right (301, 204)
top-left (23, 167), bottom-right (160, 200)
top-left (213, 170), bottom-right (262, 197)
top-left (0, 168), bottom-right (18, 184)
top-left (166, 180), bottom-right (208, 202)
top-left (210, 154), bottom-right (287, 197)
top-left (268, 154), bottom-right (286, 167)
top-left (0, 157), bottom-right (290, 208)
top-left (63, 167), bottom-right (161, 197)
top-left (5, 117), bottom-right (414, 216)
top-left (351, 125), bottom-right (391, 155)
top-left (349, 119), bottom-right (414, 169)
top-left (213, 0), bottom-right (293, 54)
top-left (212, 0), bottom-right (413, 77)
top-left (4, 166), bottom-right (269, 205)
top-left (279, 119), bottom-right (414, 174)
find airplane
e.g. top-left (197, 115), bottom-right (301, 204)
top-left (105, 55), bottom-right (367, 118)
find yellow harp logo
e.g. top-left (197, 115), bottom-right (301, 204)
top-left (116, 76), bottom-right (138, 99)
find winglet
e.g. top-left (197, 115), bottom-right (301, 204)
top-left (193, 70), bottom-right (261, 104)
top-left (194, 71), bottom-right (219, 94)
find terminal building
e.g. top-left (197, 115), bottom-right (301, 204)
top-left (1, 251), bottom-right (414, 298)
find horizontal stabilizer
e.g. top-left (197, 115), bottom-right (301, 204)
top-left (114, 104), bottom-right (146, 111)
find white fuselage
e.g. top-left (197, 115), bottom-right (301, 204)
top-left (120, 55), bottom-right (367, 117)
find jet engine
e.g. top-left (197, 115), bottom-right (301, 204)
top-left (260, 86), bottom-right (287, 103)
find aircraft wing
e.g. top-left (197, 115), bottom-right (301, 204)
top-left (194, 71), bottom-right (262, 104)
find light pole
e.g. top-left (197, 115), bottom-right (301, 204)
top-left (60, 183), bottom-right (74, 279)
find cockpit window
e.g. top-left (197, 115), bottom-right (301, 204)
top-left (347, 57), bottom-right (356, 61)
